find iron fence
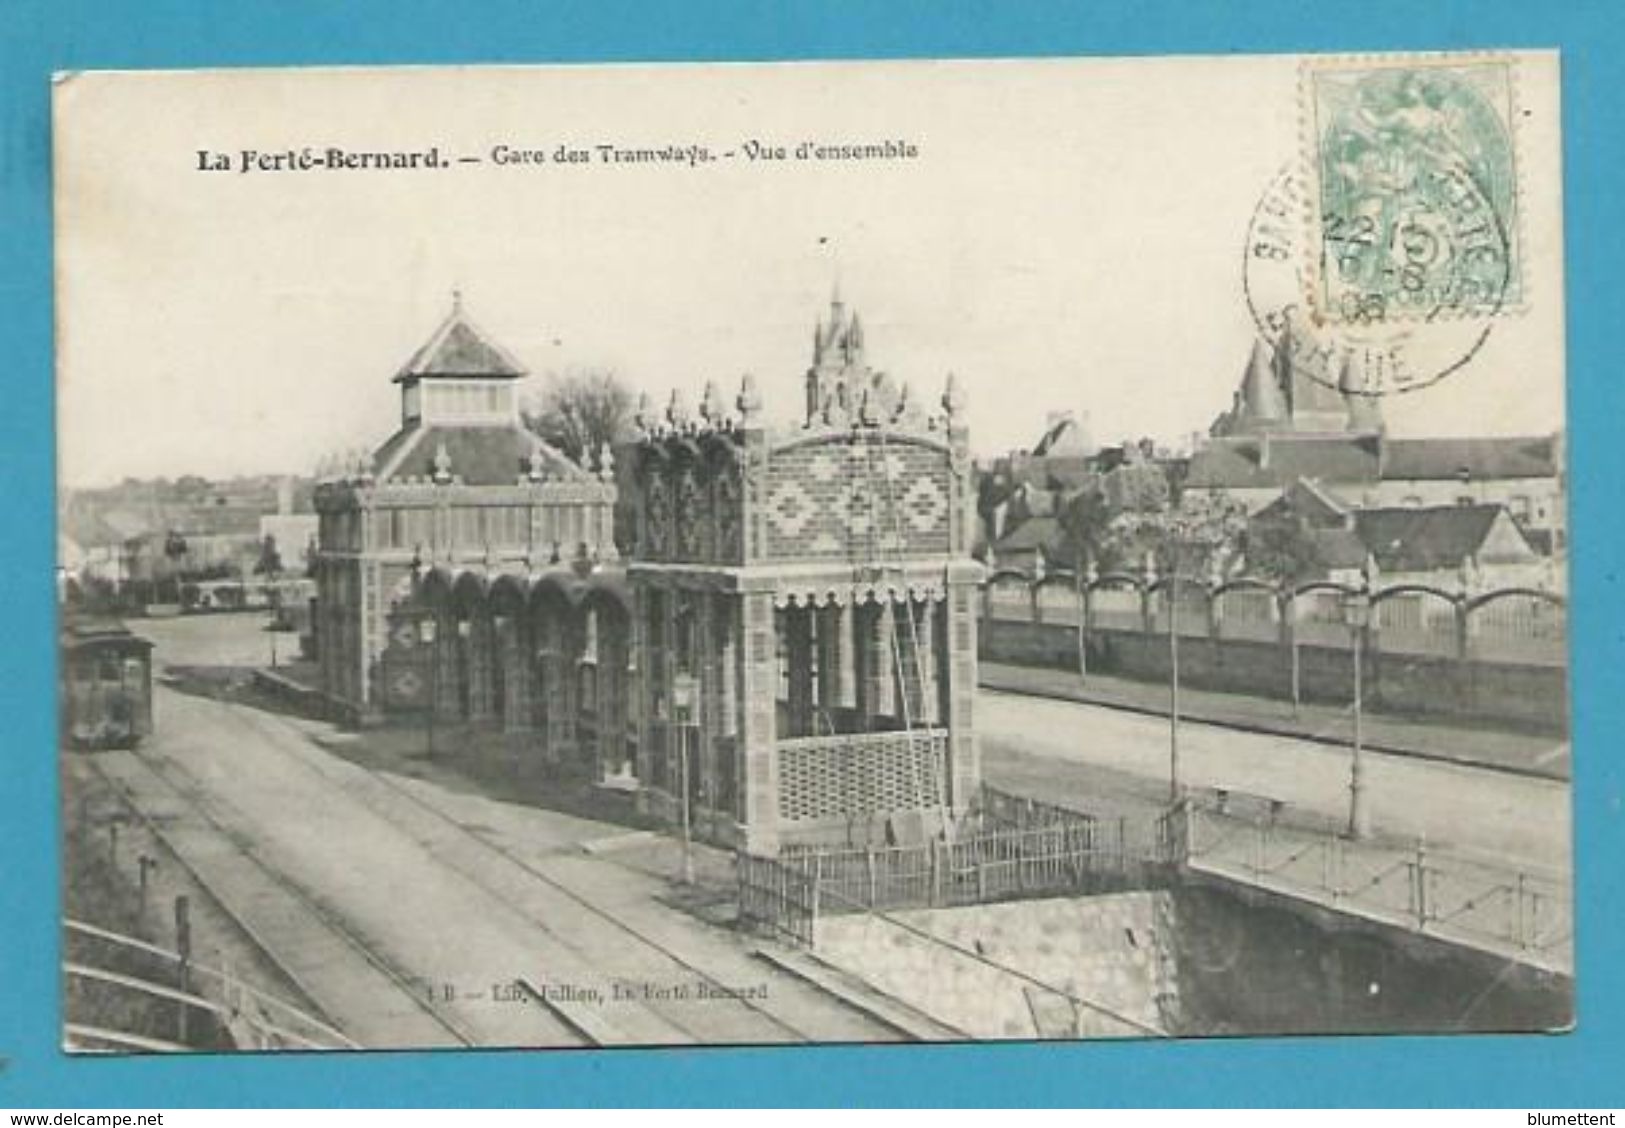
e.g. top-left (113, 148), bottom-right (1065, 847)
top-left (1176, 805), bottom-right (1572, 976)
top-left (737, 786), bottom-right (1174, 946)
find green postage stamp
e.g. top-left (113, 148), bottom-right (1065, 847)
top-left (1304, 56), bottom-right (1523, 324)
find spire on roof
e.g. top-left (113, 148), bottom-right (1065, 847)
top-left (826, 284), bottom-right (847, 345)
top-left (1340, 355), bottom-right (1385, 434)
top-left (1277, 321), bottom-right (1345, 421)
top-left (1241, 339), bottom-right (1286, 425)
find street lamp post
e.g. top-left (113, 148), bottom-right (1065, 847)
top-left (1075, 549), bottom-right (1089, 682)
top-left (420, 617), bottom-right (438, 760)
top-left (671, 672), bottom-right (699, 885)
top-left (1167, 564), bottom-right (1182, 805)
top-left (1342, 585), bottom-right (1372, 839)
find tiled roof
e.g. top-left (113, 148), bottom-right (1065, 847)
top-left (1033, 418), bottom-right (1091, 458)
top-left (1353, 504), bottom-right (1525, 573)
top-left (994, 515), bottom-right (1065, 554)
top-left (394, 304), bottom-right (526, 382)
top-left (60, 508), bottom-right (137, 549)
top-left (1185, 436), bottom-right (1382, 489)
top-left (371, 426), bottom-right (421, 477)
top-left (1189, 434), bottom-right (1561, 491)
top-left (1381, 436), bottom-right (1559, 481)
top-left (1310, 528), bottom-right (1369, 570)
top-left (1291, 477), bottom-right (1351, 521)
top-left (1043, 458), bottom-right (1096, 490)
top-left (374, 424), bottom-right (585, 486)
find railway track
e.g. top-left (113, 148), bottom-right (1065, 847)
top-left (355, 765), bottom-right (827, 1045)
top-left (88, 750), bottom-right (498, 1049)
top-left (120, 688), bottom-right (907, 1046)
top-left (220, 699), bottom-right (904, 1045)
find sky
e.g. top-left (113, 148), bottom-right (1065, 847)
top-left (54, 54), bottom-right (1565, 489)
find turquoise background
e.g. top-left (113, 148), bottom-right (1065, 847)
top-left (3, 0), bottom-right (1620, 1108)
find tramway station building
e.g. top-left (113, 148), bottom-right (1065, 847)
top-left (313, 294), bottom-right (985, 854)
top-left (310, 295), bottom-right (619, 730)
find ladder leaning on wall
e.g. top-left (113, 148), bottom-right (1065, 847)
top-left (855, 422), bottom-right (952, 840)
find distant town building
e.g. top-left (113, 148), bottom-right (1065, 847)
top-left (259, 478), bottom-right (319, 573)
top-left (1188, 327), bottom-right (1565, 555)
top-left (979, 420), bottom-right (1175, 575)
top-left (1249, 478), bottom-right (1554, 591)
top-left (60, 474), bottom-right (322, 593)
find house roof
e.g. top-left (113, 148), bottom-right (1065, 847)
top-left (1252, 477), bottom-right (1352, 528)
top-left (1290, 477), bottom-right (1350, 522)
top-left (1189, 433), bottom-right (1561, 492)
top-left (1185, 436), bottom-right (1382, 490)
top-left (60, 507), bottom-right (140, 549)
top-left (1307, 528), bottom-right (1369, 570)
top-left (1353, 504), bottom-right (1529, 573)
top-left (1032, 415), bottom-right (1092, 459)
top-left (1381, 436), bottom-right (1560, 481)
top-left (1042, 457), bottom-right (1096, 490)
top-left (374, 424), bottom-right (584, 486)
top-left (393, 299), bottom-right (527, 383)
top-left (994, 515), bottom-right (1065, 555)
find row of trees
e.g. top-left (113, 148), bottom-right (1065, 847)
top-left (1049, 482), bottom-right (1329, 587)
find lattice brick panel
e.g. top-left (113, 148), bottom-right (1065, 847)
top-left (776, 730), bottom-right (947, 822)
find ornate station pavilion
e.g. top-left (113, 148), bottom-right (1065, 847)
top-left (313, 294), bottom-right (983, 854)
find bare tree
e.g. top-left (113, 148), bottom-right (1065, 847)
top-left (521, 368), bottom-right (635, 466)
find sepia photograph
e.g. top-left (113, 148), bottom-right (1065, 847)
top-left (52, 52), bottom-right (1570, 1053)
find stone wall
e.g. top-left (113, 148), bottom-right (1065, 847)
top-left (1166, 881), bottom-right (1571, 1036)
top-left (982, 620), bottom-right (1567, 733)
top-left (812, 882), bottom-right (1571, 1038)
top-left (814, 892), bottom-right (1176, 1039)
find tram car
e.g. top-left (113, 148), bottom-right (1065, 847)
top-left (60, 616), bottom-right (155, 749)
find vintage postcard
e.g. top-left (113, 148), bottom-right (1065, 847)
top-left (53, 53), bottom-right (1569, 1052)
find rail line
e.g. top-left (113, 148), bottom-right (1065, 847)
top-left (217, 696), bottom-right (911, 1045)
top-left (357, 766), bottom-right (836, 1044)
top-left (87, 752), bottom-right (486, 1049)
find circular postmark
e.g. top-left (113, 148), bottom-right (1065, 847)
top-left (1242, 161), bottom-right (1510, 400)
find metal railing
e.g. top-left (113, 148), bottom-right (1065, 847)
top-left (736, 853), bottom-right (818, 948)
top-left (1174, 805), bottom-right (1572, 976)
top-left (64, 918), bottom-right (358, 1052)
top-left (738, 787), bottom-right (1175, 945)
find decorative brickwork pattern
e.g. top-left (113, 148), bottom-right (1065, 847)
top-left (764, 438), bottom-right (952, 561)
top-left (776, 729), bottom-right (948, 823)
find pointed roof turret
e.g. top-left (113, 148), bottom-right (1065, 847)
top-left (1241, 339), bottom-right (1287, 425)
top-left (1340, 355), bottom-right (1385, 433)
top-left (1278, 322), bottom-right (1345, 421)
top-left (393, 293), bottom-right (527, 384)
top-left (821, 285), bottom-right (849, 353)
